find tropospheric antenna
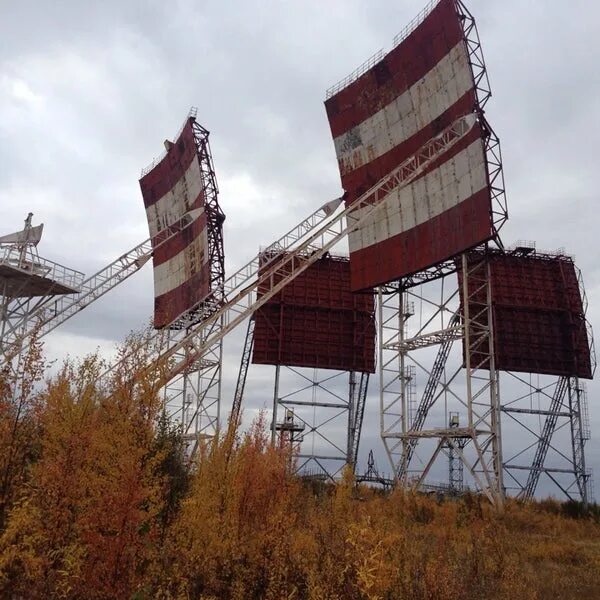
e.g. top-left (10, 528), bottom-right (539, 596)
top-left (0, 213), bottom-right (44, 247)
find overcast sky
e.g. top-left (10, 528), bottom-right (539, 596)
top-left (2, 0), bottom-right (599, 497)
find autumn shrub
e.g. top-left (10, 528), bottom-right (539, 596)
top-left (0, 346), bottom-right (599, 599)
top-left (0, 337), bottom-right (46, 531)
top-left (0, 339), bottom-right (184, 600)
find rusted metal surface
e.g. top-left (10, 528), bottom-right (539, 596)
top-left (325, 0), bottom-right (494, 289)
top-left (252, 254), bottom-right (376, 373)
top-left (139, 116), bottom-right (224, 329)
top-left (458, 250), bottom-right (593, 379)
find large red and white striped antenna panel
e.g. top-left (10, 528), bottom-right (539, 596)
top-left (324, 0), bottom-right (506, 291)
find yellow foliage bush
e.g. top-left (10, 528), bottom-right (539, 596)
top-left (0, 349), bottom-right (599, 599)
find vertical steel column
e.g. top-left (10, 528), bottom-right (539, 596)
top-left (163, 317), bottom-right (223, 456)
top-left (569, 376), bottom-right (590, 506)
top-left (379, 287), bottom-right (407, 483)
top-left (271, 364), bottom-right (281, 445)
top-left (461, 253), bottom-right (504, 508)
top-left (347, 371), bottom-right (356, 464)
top-left (486, 258), bottom-right (504, 500)
top-left (448, 441), bottom-right (466, 493)
top-left (379, 252), bottom-right (504, 508)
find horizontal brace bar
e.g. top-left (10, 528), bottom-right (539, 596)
top-left (504, 464), bottom-right (577, 474)
top-left (385, 326), bottom-right (463, 352)
top-left (278, 399), bottom-right (348, 409)
top-left (501, 407), bottom-right (571, 417)
top-left (297, 454), bottom-right (347, 461)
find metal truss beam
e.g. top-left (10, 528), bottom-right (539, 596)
top-left (230, 317), bottom-right (255, 425)
top-left (380, 252), bottom-right (505, 509)
top-left (268, 366), bottom-right (369, 480)
top-left (386, 324), bottom-right (462, 352)
top-left (0, 212), bottom-right (201, 372)
top-left (101, 115), bottom-right (477, 424)
top-left (350, 372), bottom-right (369, 469)
top-left (503, 407), bottom-right (571, 417)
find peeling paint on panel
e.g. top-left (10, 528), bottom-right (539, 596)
top-left (325, 0), bottom-right (493, 289)
top-left (139, 118), bottom-right (214, 328)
